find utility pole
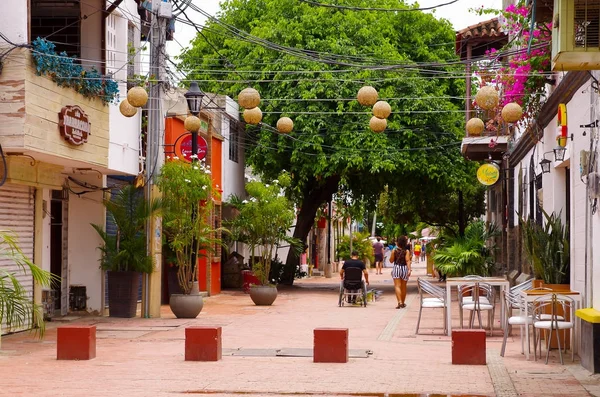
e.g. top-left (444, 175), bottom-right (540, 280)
top-left (142, 0), bottom-right (169, 318)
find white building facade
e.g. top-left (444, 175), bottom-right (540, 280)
top-left (0, 0), bottom-right (143, 331)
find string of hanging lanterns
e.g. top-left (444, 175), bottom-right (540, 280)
top-left (119, 86), bottom-right (149, 117)
top-left (466, 85), bottom-right (524, 136)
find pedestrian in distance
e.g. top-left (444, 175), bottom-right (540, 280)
top-left (390, 236), bottom-right (412, 309)
top-left (413, 241), bottom-right (421, 263)
top-left (421, 242), bottom-right (427, 262)
top-left (372, 236), bottom-right (384, 275)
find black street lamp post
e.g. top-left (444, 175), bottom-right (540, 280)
top-left (184, 81), bottom-right (204, 161)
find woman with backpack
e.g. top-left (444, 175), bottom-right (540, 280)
top-left (390, 236), bottom-right (412, 309)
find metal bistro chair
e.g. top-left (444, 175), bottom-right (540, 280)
top-left (532, 294), bottom-right (575, 365)
top-left (458, 279), bottom-right (492, 329)
top-left (461, 282), bottom-right (496, 336)
top-left (500, 289), bottom-right (534, 357)
top-left (338, 267), bottom-right (367, 307)
top-left (416, 278), bottom-right (447, 335)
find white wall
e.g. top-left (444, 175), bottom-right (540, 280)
top-left (107, 2), bottom-right (142, 175)
top-left (67, 175), bottom-right (105, 313)
top-left (221, 97), bottom-right (245, 201)
top-left (564, 92), bottom-right (589, 298)
top-left (0, 0), bottom-right (27, 43)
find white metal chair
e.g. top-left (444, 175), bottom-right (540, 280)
top-left (461, 282), bottom-right (496, 335)
top-left (532, 293), bottom-right (575, 364)
top-left (500, 289), bottom-right (534, 357)
top-left (415, 278), bottom-right (447, 335)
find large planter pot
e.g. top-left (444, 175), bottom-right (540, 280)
top-left (249, 285), bottom-right (278, 306)
top-left (169, 293), bottom-right (204, 318)
top-left (107, 271), bottom-right (141, 318)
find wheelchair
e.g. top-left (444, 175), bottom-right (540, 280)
top-left (338, 267), bottom-right (367, 307)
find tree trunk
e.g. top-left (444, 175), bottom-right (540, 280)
top-left (281, 175), bottom-right (341, 284)
top-left (458, 189), bottom-right (465, 237)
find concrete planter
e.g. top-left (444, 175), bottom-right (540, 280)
top-left (249, 285), bottom-right (278, 306)
top-left (169, 283), bottom-right (204, 318)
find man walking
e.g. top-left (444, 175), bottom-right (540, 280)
top-left (372, 237), bottom-right (384, 275)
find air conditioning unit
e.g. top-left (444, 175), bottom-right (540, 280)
top-left (552, 0), bottom-right (600, 70)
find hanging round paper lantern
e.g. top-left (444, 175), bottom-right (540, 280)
top-left (184, 115), bottom-right (201, 132)
top-left (276, 117), bottom-right (294, 133)
top-left (357, 86), bottom-right (378, 106)
top-left (119, 99), bottom-right (138, 117)
top-left (466, 117), bottom-right (485, 136)
top-left (501, 102), bottom-right (523, 123)
top-left (474, 85), bottom-right (499, 110)
top-left (238, 87), bottom-right (261, 109)
top-left (127, 86), bottom-right (148, 108)
top-left (369, 116), bottom-right (387, 133)
top-left (373, 101), bottom-right (391, 119)
top-left (243, 107), bottom-right (262, 125)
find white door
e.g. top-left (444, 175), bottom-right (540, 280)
top-left (0, 183), bottom-right (35, 334)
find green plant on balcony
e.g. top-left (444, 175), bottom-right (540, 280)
top-left (31, 38), bottom-right (119, 105)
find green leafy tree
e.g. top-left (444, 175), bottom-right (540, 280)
top-left (179, 0), bottom-right (474, 282)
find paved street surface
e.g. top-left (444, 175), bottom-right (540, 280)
top-left (2, 261), bottom-right (599, 397)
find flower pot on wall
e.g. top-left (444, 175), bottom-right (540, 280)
top-left (107, 271), bottom-right (140, 318)
top-left (249, 285), bottom-right (278, 306)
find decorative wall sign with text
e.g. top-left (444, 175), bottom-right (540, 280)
top-left (477, 163), bottom-right (500, 186)
top-left (175, 133), bottom-right (208, 162)
top-left (58, 105), bottom-right (91, 145)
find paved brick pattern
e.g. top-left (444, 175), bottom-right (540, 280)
top-left (0, 261), bottom-right (596, 396)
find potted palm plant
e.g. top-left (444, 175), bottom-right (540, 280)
top-left (92, 184), bottom-right (161, 318)
top-left (227, 173), bottom-right (300, 306)
top-left (1, 230), bottom-right (55, 344)
top-left (432, 220), bottom-right (500, 277)
top-left (158, 159), bottom-right (219, 318)
top-left (520, 210), bottom-right (570, 288)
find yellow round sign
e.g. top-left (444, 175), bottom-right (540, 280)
top-left (477, 163), bottom-right (500, 186)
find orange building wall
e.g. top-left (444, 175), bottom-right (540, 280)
top-left (164, 116), bottom-right (222, 295)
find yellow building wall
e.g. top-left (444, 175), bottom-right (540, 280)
top-left (0, 48), bottom-right (110, 168)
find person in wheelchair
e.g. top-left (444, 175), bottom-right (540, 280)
top-left (339, 251), bottom-right (369, 305)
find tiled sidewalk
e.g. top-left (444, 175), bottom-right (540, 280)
top-left (0, 261), bottom-right (596, 397)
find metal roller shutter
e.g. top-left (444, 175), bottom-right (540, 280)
top-left (0, 183), bottom-right (35, 333)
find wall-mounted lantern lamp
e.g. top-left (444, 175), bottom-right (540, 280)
top-left (553, 146), bottom-right (567, 162)
top-left (539, 153), bottom-right (552, 174)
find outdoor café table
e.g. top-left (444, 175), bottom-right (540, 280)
top-left (520, 289), bottom-right (582, 360)
top-left (445, 276), bottom-right (510, 335)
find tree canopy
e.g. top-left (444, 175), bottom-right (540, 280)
top-left (178, 0), bottom-right (483, 280)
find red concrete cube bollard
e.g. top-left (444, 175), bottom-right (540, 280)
top-left (313, 328), bottom-right (348, 363)
top-left (452, 329), bottom-right (486, 365)
top-left (57, 325), bottom-right (96, 360)
top-left (185, 326), bottom-right (222, 361)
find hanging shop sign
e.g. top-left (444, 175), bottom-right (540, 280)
top-left (557, 103), bottom-right (568, 147)
top-left (58, 105), bottom-right (91, 145)
top-left (477, 163), bottom-right (500, 186)
top-left (175, 133), bottom-right (208, 162)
